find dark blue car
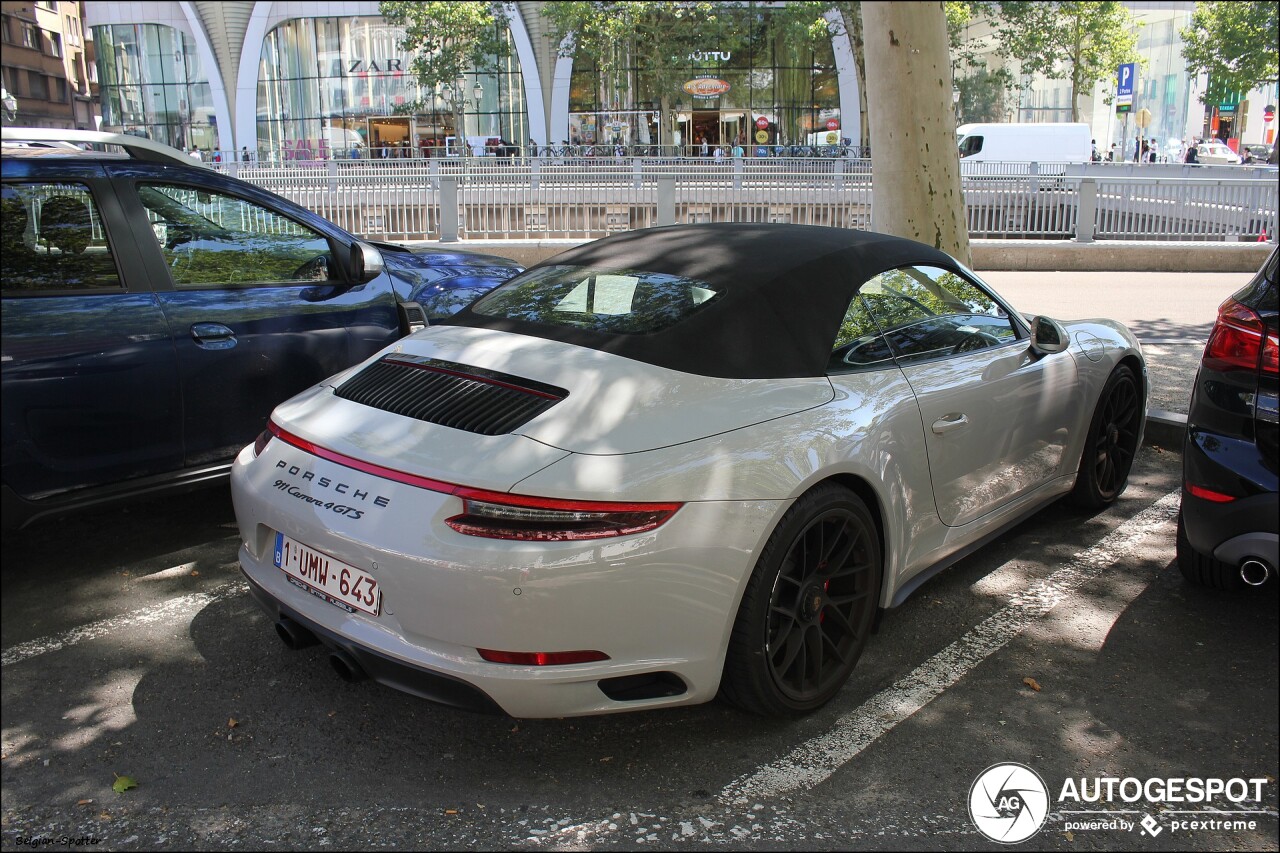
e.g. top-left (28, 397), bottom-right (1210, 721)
top-left (1, 130), bottom-right (521, 529)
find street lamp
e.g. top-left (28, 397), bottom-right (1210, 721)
top-left (2, 87), bottom-right (17, 122)
top-left (952, 88), bottom-right (961, 124)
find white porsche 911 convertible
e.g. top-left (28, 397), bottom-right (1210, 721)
top-left (230, 223), bottom-right (1146, 718)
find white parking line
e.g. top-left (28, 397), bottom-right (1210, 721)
top-left (0, 580), bottom-right (248, 668)
top-left (718, 489), bottom-right (1181, 805)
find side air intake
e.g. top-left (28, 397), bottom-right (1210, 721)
top-left (334, 355), bottom-right (567, 436)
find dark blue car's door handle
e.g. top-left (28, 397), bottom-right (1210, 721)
top-left (190, 323), bottom-right (237, 350)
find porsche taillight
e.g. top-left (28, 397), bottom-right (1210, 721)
top-left (264, 424), bottom-right (682, 540)
top-left (253, 426), bottom-right (274, 457)
top-left (1203, 298), bottom-right (1279, 375)
top-left (445, 489), bottom-right (682, 541)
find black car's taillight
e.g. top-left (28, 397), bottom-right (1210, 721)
top-left (1203, 298), bottom-right (1279, 375)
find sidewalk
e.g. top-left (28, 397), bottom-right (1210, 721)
top-left (428, 238), bottom-right (1274, 273)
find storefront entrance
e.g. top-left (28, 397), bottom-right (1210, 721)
top-left (683, 110), bottom-right (750, 152)
top-left (368, 117), bottom-right (412, 156)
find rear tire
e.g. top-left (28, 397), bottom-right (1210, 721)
top-left (720, 484), bottom-right (882, 717)
top-left (1176, 513), bottom-right (1243, 591)
top-left (1069, 364), bottom-right (1143, 509)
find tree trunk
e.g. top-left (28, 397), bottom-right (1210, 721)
top-left (862, 2), bottom-right (970, 266)
top-left (847, 6), bottom-right (871, 152)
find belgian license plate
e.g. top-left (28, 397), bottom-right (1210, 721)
top-left (274, 532), bottom-right (381, 616)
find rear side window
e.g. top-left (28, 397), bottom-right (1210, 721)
top-left (1, 183), bottom-right (123, 292)
top-left (470, 265), bottom-right (719, 334)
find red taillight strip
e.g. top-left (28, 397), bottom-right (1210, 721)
top-left (266, 420), bottom-right (682, 515)
top-left (478, 649), bottom-right (610, 666)
top-left (269, 420), bottom-right (458, 494)
top-left (1186, 483), bottom-right (1236, 503)
top-left (381, 358), bottom-right (563, 400)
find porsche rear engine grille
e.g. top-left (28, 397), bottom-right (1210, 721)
top-left (334, 355), bottom-right (568, 436)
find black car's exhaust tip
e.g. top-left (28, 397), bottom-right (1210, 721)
top-left (1240, 559), bottom-right (1273, 587)
top-left (329, 649), bottom-right (367, 682)
top-left (274, 617), bottom-right (319, 650)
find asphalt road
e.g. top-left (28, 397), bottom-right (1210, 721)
top-left (2, 448), bottom-right (1276, 851)
top-left (980, 269), bottom-right (1256, 413)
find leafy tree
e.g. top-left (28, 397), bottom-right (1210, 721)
top-left (542, 2), bottom-right (738, 147)
top-left (992, 1), bottom-right (1141, 122)
top-left (946, 1), bottom-right (1014, 124)
top-left (862, 2), bottom-right (970, 264)
top-left (379, 2), bottom-right (511, 157)
top-left (1180, 1), bottom-right (1279, 104)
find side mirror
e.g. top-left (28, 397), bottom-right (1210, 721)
top-left (1029, 316), bottom-right (1070, 355)
top-left (349, 241), bottom-right (384, 283)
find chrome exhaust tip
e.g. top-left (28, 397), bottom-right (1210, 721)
top-left (1240, 559), bottom-right (1273, 587)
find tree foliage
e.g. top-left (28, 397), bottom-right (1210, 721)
top-left (992, 1), bottom-right (1141, 122)
top-left (946, 1), bottom-right (1014, 123)
top-left (541, 2), bottom-right (724, 107)
top-left (1180, 1), bottom-right (1279, 103)
top-left (379, 2), bottom-right (511, 153)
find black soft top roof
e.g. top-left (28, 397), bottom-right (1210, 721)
top-left (445, 223), bottom-right (959, 379)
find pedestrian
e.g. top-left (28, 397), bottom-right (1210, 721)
top-left (731, 141), bottom-right (745, 159)
top-left (1184, 143), bottom-right (1199, 164)
top-left (700, 135), bottom-right (709, 157)
top-left (241, 146), bottom-right (251, 163)
top-left (1107, 142), bottom-right (1117, 162)
top-left (1091, 139), bottom-right (1100, 162)
top-left (189, 146), bottom-right (202, 162)
top-left (212, 147), bottom-right (222, 163)
top-left (713, 145), bottom-right (725, 164)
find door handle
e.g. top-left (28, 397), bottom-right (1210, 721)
top-left (932, 413), bottom-right (969, 434)
top-left (190, 322), bottom-right (236, 350)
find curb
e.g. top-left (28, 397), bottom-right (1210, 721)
top-left (1144, 409), bottom-right (1187, 450)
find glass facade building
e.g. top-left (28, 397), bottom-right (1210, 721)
top-left (94, 23), bottom-right (218, 151)
top-left (568, 10), bottom-right (841, 154)
top-left (255, 15), bottom-right (527, 159)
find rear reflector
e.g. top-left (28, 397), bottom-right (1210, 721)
top-left (1186, 483), bottom-right (1237, 503)
top-left (478, 649), bottom-right (610, 666)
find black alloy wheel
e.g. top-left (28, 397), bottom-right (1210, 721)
top-left (721, 484), bottom-right (882, 716)
top-left (1070, 364), bottom-right (1143, 508)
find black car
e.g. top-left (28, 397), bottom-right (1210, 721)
top-left (2, 129), bottom-right (521, 529)
top-left (1178, 246), bottom-right (1279, 588)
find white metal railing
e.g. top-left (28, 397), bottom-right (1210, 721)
top-left (211, 159), bottom-right (1280, 244)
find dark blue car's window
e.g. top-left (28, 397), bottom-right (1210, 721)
top-left (1, 183), bottom-right (123, 292)
top-left (136, 184), bottom-right (333, 288)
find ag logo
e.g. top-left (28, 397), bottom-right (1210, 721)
top-left (968, 762), bottom-right (1050, 844)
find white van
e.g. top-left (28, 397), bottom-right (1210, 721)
top-left (956, 122), bottom-right (1092, 163)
